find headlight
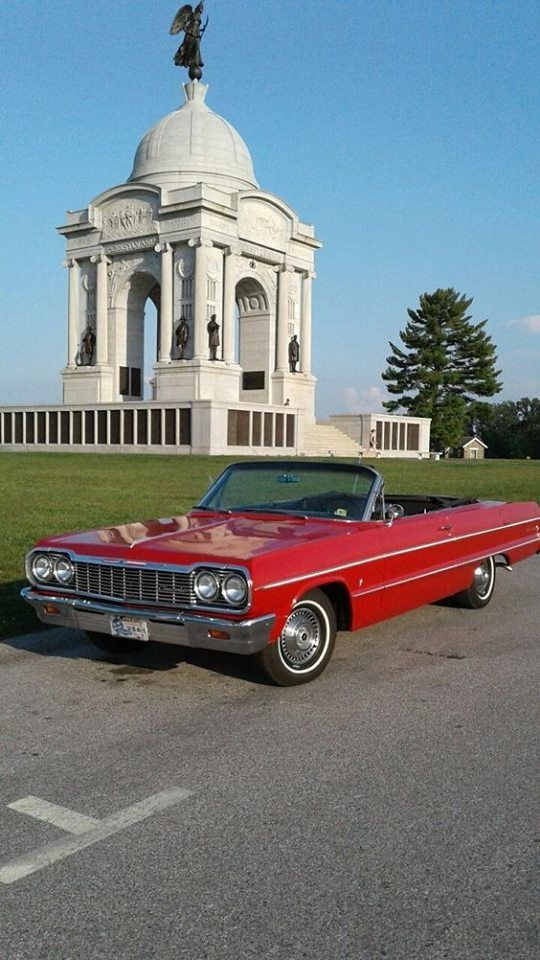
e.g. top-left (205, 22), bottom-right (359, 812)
top-left (194, 570), bottom-right (220, 602)
top-left (222, 574), bottom-right (248, 606)
top-left (31, 554), bottom-right (54, 582)
top-left (54, 556), bottom-right (74, 585)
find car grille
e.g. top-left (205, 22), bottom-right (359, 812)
top-left (73, 561), bottom-right (194, 607)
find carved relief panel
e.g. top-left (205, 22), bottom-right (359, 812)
top-left (238, 198), bottom-right (292, 253)
top-left (98, 193), bottom-right (159, 240)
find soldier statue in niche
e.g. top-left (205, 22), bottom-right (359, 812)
top-left (288, 335), bottom-right (300, 373)
top-left (207, 314), bottom-right (220, 360)
top-left (174, 316), bottom-right (190, 359)
top-left (76, 325), bottom-right (96, 366)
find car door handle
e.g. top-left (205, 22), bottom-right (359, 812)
top-left (439, 523), bottom-right (452, 532)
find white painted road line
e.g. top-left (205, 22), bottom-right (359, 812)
top-left (8, 797), bottom-right (100, 835)
top-left (0, 787), bottom-right (193, 885)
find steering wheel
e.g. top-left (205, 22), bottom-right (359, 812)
top-left (321, 494), bottom-right (366, 519)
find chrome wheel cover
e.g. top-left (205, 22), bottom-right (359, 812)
top-left (473, 559), bottom-right (493, 599)
top-left (279, 606), bottom-right (323, 669)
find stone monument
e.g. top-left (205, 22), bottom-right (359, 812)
top-left (0, 8), bottom-right (430, 458)
top-left (59, 9), bottom-right (320, 425)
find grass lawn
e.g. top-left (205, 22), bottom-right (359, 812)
top-left (1, 452), bottom-right (538, 639)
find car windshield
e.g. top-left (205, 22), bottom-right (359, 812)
top-left (195, 461), bottom-right (381, 521)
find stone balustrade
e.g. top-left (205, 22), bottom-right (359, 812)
top-left (0, 401), bottom-right (299, 456)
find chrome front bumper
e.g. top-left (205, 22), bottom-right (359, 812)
top-left (21, 587), bottom-right (274, 656)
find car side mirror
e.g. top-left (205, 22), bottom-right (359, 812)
top-left (384, 503), bottom-right (404, 526)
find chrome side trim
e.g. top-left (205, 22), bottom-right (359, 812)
top-left (350, 554), bottom-right (485, 597)
top-left (259, 521), bottom-right (540, 591)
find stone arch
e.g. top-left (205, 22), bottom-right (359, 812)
top-left (235, 275), bottom-right (272, 401)
top-left (111, 267), bottom-right (161, 400)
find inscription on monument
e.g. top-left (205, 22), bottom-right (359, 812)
top-left (240, 241), bottom-right (282, 264)
top-left (66, 234), bottom-right (100, 251)
top-left (104, 236), bottom-right (159, 255)
top-left (205, 215), bottom-right (235, 234)
top-left (162, 215), bottom-right (199, 232)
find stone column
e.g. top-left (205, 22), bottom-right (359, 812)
top-left (300, 271), bottom-right (314, 374)
top-left (276, 265), bottom-right (291, 372)
top-left (65, 259), bottom-right (80, 368)
top-left (92, 253), bottom-right (109, 365)
top-left (222, 246), bottom-right (239, 363)
top-left (157, 243), bottom-right (174, 361)
top-left (189, 238), bottom-right (212, 359)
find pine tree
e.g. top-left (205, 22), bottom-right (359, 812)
top-left (382, 288), bottom-right (502, 449)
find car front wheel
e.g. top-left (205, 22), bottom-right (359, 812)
top-left (258, 589), bottom-right (337, 686)
top-left (454, 556), bottom-right (496, 609)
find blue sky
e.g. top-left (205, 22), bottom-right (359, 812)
top-left (1, 0), bottom-right (539, 415)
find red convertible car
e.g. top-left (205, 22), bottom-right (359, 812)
top-left (23, 461), bottom-right (539, 686)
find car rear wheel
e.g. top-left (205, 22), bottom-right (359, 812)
top-left (86, 631), bottom-right (149, 657)
top-left (453, 556), bottom-right (496, 609)
top-left (258, 589), bottom-right (336, 686)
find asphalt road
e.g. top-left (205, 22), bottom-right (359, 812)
top-left (0, 556), bottom-right (538, 960)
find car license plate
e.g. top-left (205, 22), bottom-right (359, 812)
top-left (110, 616), bottom-right (149, 641)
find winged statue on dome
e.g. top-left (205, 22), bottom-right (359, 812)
top-left (170, 3), bottom-right (209, 80)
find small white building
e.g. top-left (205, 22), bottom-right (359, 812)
top-left (458, 436), bottom-right (488, 460)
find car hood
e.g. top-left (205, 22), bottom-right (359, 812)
top-left (39, 511), bottom-right (363, 566)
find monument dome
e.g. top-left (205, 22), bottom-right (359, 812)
top-left (128, 81), bottom-right (258, 193)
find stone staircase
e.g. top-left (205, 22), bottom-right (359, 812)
top-left (302, 421), bottom-right (360, 458)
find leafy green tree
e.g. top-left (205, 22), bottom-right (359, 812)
top-left (473, 398), bottom-right (540, 459)
top-left (382, 288), bottom-right (502, 449)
